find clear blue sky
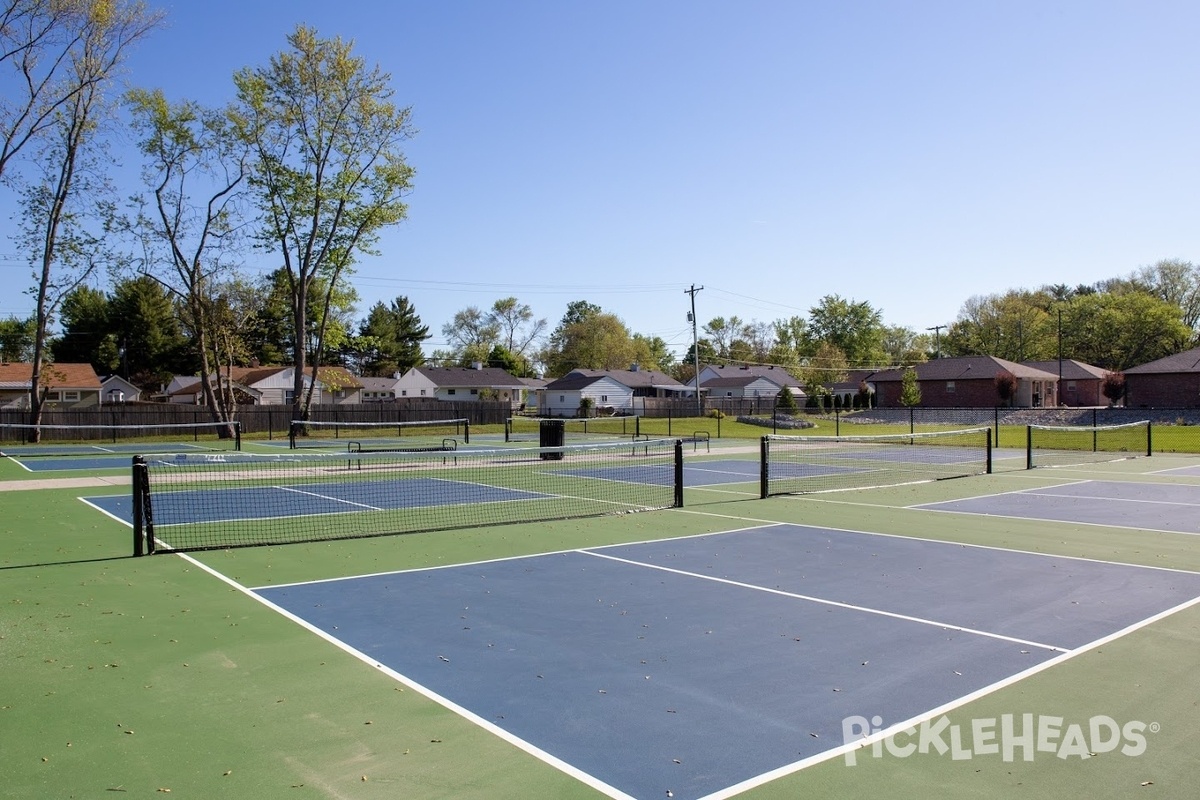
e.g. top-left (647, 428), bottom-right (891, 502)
top-left (4, 0), bottom-right (1199, 360)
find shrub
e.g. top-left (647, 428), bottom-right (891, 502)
top-left (1102, 372), bottom-right (1126, 405)
top-left (994, 370), bottom-right (1017, 407)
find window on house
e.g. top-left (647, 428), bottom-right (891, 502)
top-left (600, 395), bottom-right (607, 402)
top-left (62, 390), bottom-right (80, 402)
top-left (946, 382), bottom-right (956, 393)
top-left (284, 390), bottom-right (295, 405)
top-left (447, 388), bottom-right (456, 395)
top-left (401, 389), bottom-right (407, 396)
top-left (726, 391), bottom-right (733, 397)
top-left (470, 388), bottom-right (478, 395)
top-left (420, 389), bottom-right (427, 396)
top-left (332, 389), bottom-right (345, 399)
top-left (1066, 381), bottom-right (1076, 391)
top-left (560, 395), bottom-right (565, 402)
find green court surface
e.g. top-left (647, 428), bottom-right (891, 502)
top-left (4, 442), bottom-right (1200, 799)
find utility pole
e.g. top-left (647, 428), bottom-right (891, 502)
top-left (925, 325), bottom-right (945, 359)
top-left (685, 284), bottom-right (703, 416)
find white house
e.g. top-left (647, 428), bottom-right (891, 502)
top-left (697, 364), bottom-right (805, 400)
top-left (398, 365), bottom-right (525, 409)
top-left (359, 375), bottom-right (401, 402)
top-left (99, 374), bottom-right (142, 404)
top-left (541, 367), bottom-right (689, 417)
top-left (163, 366), bottom-right (362, 405)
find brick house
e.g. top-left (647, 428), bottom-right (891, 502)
top-left (1123, 346), bottom-right (1200, 408)
top-left (871, 356), bottom-right (1058, 408)
top-left (1021, 360), bottom-right (1109, 407)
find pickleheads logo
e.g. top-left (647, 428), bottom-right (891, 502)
top-left (841, 714), bottom-right (1156, 766)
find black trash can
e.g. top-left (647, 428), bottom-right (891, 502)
top-left (539, 419), bottom-right (565, 460)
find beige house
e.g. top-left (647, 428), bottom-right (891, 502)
top-left (0, 362), bottom-right (102, 408)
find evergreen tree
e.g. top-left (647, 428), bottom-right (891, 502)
top-left (52, 287), bottom-right (117, 371)
top-left (358, 296), bottom-right (429, 376)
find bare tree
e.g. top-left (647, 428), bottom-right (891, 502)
top-left (15, 1), bottom-right (160, 431)
top-left (487, 297), bottom-right (545, 360)
top-left (127, 88), bottom-right (248, 433)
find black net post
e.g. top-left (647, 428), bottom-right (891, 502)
top-left (673, 439), bottom-right (684, 507)
top-left (986, 427), bottom-right (993, 474)
top-left (1026, 425), bottom-right (1033, 470)
top-left (463, 420), bottom-right (470, 444)
top-left (1146, 423), bottom-right (1153, 456)
top-left (132, 456), bottom-right (148, 556)
top-left (759, 436), bottom-right (769, 499)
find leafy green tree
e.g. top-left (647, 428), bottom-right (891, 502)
top-left (674, 338), bottom-right (716, 384)
top-left (899, 367), bottom-right (922, 407)
top-left (703, 316), bottom-right (744, 360)
top-left (631, 333), bottom-right (675, 373)
top-left (1060, 291), bottom-right (1191, 370)
top-left (485, 344), bottom-right (521, 374)
top-left (250, 268), bottom-right (358, 367)
top-left (357, 295), bottom-right (429, 376)
top-left (882, 325), bottom-right (931, 365)
top-left (0, 316), bottom-right (36, 362)
top-left (808, 295), bottom-right (886, 366)
top-left (441, 306), bottom-right (499, 366)
top-left (541, 307), bottom-right (640, 375)
top-left (108, 275), bottom-right (191, 388)
top-left (234, 25), bottom-right (415, 416)
top-left (802, 341), bottom-right (849, 393)
top-left (51, 286), bottom-right (115, 369)
top-left (769, 315), bottom-right (813, 367)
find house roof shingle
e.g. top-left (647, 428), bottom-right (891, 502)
top-left (545, 368), bottom-right (686, 391)
top-left (1021, 359), bottom-right (1109, 381)
top-left (1123, 346), bottom-right (1200, 375)
top-left (0, 362), bottom-right (101, 389)
top-left (871, 356), bottom-right (1058, 383)
top-left (414, 366), bottom-right (523, 387)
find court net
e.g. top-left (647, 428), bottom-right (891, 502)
top-left (132, 438), bottom-right (684, 554)
top-left (289, 418), bottom-right (469, 450)
top-left (505, 415), bottom-right (641, 443)
top-left (1026, 420), bottom-right (1151, 469)
top-left (760, 427), bottom-right (992, 497)
top-left (0, 420), bottom-right (240, 457)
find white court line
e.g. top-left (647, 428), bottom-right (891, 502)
top-left (701, 592), bottom-right (1200, 799)
top-left (274, 484), bottom-right (384, 511)
top-left (582, 549), bottom-right (1065, 653)
top-left (176, 552), bottom-right (637, 800)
